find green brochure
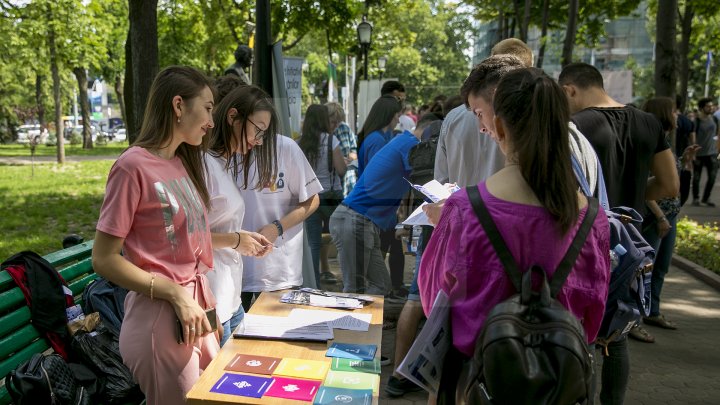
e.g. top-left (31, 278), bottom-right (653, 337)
top-left (323, 370), bottom-right (379, 394)
top-left (330, 358), bottom-right (381, 374)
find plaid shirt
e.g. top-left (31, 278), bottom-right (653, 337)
top-left (333, 122), bottom-right (358, 196)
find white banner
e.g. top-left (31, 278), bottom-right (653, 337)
top-left (283, 56), bottom-right (304, 137)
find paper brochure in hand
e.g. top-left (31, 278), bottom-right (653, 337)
top-left (396, 290), bottom-right (451, 395)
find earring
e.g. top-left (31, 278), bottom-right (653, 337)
top-left (177, 117), bottom-right (181, 123)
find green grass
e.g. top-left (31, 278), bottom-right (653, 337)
top-left (0, 143), bottom-right (127, 157)
top-left (0, 160), bottom-right (114, 260)
top-left (675, 218), bottom-right (720, 275)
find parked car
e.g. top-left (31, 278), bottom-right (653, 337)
top-left (110, 125), bottom-right (126, 142)
top-left (17, 124), bottom-right (45, 144)
top-left (65, 124), bottom-right (107, 142)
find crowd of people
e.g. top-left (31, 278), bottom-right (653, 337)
top-left (90, 36), bottom-right (717, 405)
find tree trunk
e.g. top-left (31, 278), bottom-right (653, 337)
top-left (73, 67), bottom-right (94, 149)
top-left (562, 0), bottom-right (579, 68)
top-left (124, 30), bottom-right (135, 143)
top-left (497, 11), bottom-right (505, 43)
top-left (509, 17), bottom-right (516, 39)
top-left (128, 0), bottom-right (159, 144)
top-left (537, 0), bottom-right (550, 68)
top-left (47, 5), bottom-right (64, 164)
top-left (35, 74), bottom-right (46, 133)
top-left (521, 0), bottom-right (532, 42)
top-left (654, 0), bottom-right (677, 99)
top-left (512, 0), bottom-right (525, 41)
top-left (678, 2), bottom-right (694, 112)
top-left (114, 75), bottom-right (127, 130)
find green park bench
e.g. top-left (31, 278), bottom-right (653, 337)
top-left (0, 241), bottom-right (97, 404)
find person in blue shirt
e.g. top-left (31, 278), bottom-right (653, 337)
top-left (329, 115), bottom-right (436, 295)
top-left (357, 95), bottom-right (402, 176)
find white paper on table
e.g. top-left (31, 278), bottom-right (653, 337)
top-left (309, 294), bottom-right (362, 309)
top-left (233, 314), bottom-right (334, 341)
top-left (288, 309), bottom-right (372, 331)
top-left (402, 203), bottom-right (433, 227)
top-left (396, 290), bottom-right (451, 395)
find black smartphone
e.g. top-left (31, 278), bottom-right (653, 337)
top-left (175, 308), bottom-right (218, 344)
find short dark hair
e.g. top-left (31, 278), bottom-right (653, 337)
top-left (214, 75), bottom-right (245, 104)
top-left (698, 97), bottom-right (714, 110)
top-left (416, 112), bottom-right (442, 131)
top-left (442, 95), bottom-right (463, 115)
top-left (558, 62), bottom-right (604, 89)
top-left (381, 80), bottom-right (405, 96)
top-left (460, 55), bottom-right (525, 105)
top-left (675, 94), bottom-right (684, 110)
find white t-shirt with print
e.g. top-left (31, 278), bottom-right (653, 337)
top-left (239, 135), bottom-right (323, 292)
top-left (204, 154), bottom-right (246, 323)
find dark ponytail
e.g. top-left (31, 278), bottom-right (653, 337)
top-left (493, 68), bottom-right (579, 234)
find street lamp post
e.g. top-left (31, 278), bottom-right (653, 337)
top-left (378, 56), bottom-right (387, 80)
top-left (356, 16), bottom-right (373, 81)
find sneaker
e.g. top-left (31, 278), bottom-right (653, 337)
top-left (692, 199), bottom-right (701, 206)
top-left (380, 355), bottom-right (392, 366)
top-left (643, 314), bottom-right (677, 330)
top-left (385, 376), bottom-right (423, 397)
top-left (628, 324), bottom-right (655, 343)
top-left (702, 201), bottom-right (717, 207)
top-left (319, 272), bottom-right (338, 284)
top-left (392, 286), bottom-right (409, 298)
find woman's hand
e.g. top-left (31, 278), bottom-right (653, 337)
top-left (422, 200), bottom-right (446, 226)
top-left (171, 290), bottom-right (212, 346)
top-left (235, 231), bottom-right (269, 257)
top-left (247, 231), bottom-right (273, 257)
top-left (681, 144), bottom-right (701, 171)
top-left (257, 223), bottom-right (280, 244)
top-left (656, 217), bottom-right (671, 238)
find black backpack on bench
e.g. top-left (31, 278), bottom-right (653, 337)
top-left (451, 186), bottom-right (598, 405)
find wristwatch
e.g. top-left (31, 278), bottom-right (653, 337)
top-left (272, 220), bottom-right (284, 237)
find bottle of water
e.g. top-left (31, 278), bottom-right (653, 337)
top-left (609, 244), bottom-right (627, 270)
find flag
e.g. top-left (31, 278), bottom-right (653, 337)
top-left (327, 61), bottom-right (338, 102)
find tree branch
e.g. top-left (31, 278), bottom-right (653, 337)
top-left (282, 34), bottom-right (307, 52)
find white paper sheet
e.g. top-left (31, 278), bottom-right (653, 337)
top-left (402, 203), bottom-right (432, 226)
top-left (233, 314), bottom-right (334, 341)
top-left (288, 309), bottom-right (372, 331)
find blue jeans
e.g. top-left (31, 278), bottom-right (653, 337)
top-left (641, 213), bottom-right (678, 316)
top-left (220, 304), bottom-right (246, 347)
top-left (598, 337), bottom-right (629, 405)
top-left (329, 204), bottom-right (391, 295)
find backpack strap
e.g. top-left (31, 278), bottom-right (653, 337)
top-left (467, 185), bottom-right (522, 291)
top-left (548, 197), bottom-right (598, 297)
top-left (326, 133), bottom-right (335, 190)
top-left (467, 185), bottom-right (599, 297)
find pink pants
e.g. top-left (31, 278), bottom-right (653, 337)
top-left (120, 283), bottom-right (219, 405)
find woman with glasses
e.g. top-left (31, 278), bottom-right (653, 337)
top-left (204, 85), bottom-right (279, 345)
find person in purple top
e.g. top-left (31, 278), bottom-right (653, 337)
top-left (418, 67), bottom-right (610, 361)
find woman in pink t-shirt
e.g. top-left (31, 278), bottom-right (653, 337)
top-left (93, 66), bottom-right (221, 404)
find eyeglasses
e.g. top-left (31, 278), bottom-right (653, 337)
top-left (247, 118), bottom-right (267, 140)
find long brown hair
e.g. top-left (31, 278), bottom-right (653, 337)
top-left (132, 66), bottom-right (213, 207)
top-left (357, 95), bottom-right (401, 147)
top-left (209, 85), bottom-right (278, 189)
top-left (493, 68), bottom-right (579, 234)
top-left (643, 97), bottom-right (676, 132)
top-left (298, 104), bottom-right (331, 168)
